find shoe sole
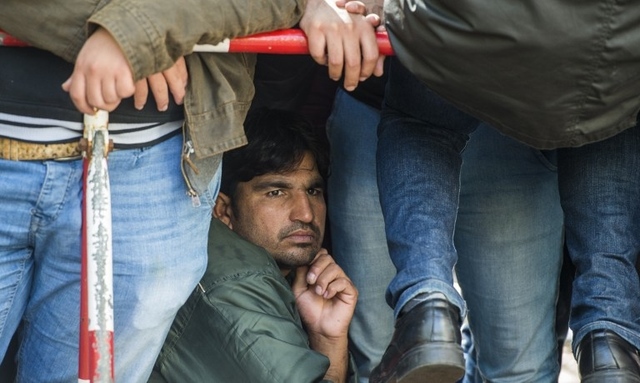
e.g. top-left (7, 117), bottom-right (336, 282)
top-left (386, 343), bottom-right (465, 383)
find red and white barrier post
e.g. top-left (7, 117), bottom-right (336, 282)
top-left (79, 110), bottom-right (115, 383)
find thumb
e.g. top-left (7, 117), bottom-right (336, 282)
top-left (61, 77), bottom-right (71, 92)
top-left (291, 265), bottom-right (310, 297)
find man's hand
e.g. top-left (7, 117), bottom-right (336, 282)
top-left (133, 57), bottom-right (188, 111)
top-left (299, 0), bottom-right (383, 91)
top-left (62, 27), bottom-right (187, 114)
top-left (292, 249), bottom-right (357, 339)
top-left (292, 250), bottom-right (356, 383)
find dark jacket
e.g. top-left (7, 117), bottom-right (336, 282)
top-left (385, 0), bottom-right (640, 149)
top-left (150, 219), bottom-right (357, 383)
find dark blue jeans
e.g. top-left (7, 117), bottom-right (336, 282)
top-left (377, 57), bottom-right (477, 317)
top-left (558, 124), bottom-right (640, 353)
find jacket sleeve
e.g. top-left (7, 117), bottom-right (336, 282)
top-left (88, 0), bottom-right (307, 80)
top-left (155, 272), bottom-right (332, 383)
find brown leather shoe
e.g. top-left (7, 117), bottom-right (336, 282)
top-left (370, 298), bottom-right (465, 383)
top-left (577, 329), bottom-right (640, 383)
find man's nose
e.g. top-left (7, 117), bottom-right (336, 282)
top-left (290, 193), bottom-right (314, 223)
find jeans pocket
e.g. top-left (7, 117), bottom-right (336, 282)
top-left (533, 148), bottom-right (558, 171)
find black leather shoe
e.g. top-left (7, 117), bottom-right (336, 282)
top-left (370, 297), bottom-right (465, 383)
top-left (577, 329), bottom-right (640, 383)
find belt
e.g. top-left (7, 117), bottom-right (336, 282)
top-left (0, 137), bottom-right (82, 161)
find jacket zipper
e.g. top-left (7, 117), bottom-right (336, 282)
top-left (180, 124), bottom-right (201, 207)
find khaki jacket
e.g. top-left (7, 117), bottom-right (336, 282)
top-left (385, 0), bottom-right (640, 149)
top-left (0, 0), bottom-right (306, 195)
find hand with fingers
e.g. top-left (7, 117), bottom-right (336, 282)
top-left (293, 249), bottom-right (358, 339)
top-left (132, 56), bottom-right (187, 111)
top-left (299, 0), bottom-right (385, 91)
top-left (293, 249), bottom-right (357, 383)
top-left (62, 27), bottom-right (188, 114)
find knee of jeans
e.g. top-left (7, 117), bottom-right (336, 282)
top-left (126, 264), bottom-right (205, 330)
top-left (116, 237), bottom-right (208, 329)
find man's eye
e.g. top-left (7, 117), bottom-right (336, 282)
top-left (267, 190), bottom-right (283, 197)
top-left (308, 188), bottom-right (323, 196)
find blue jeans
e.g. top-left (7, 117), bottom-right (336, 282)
top-left (327, 89), bottom-right (395, 383)
top-left (328, 83), bottom-right (564, 382)
top-left (455, 125), bottom-right (563, 383)
top-left (557, 124), bottom-right (640, 353)
top-left (377, 58), bottom-right (477, 318)
top-left (379, 56), bottom-right (640, 374)
top-left (0, 134), bottom-right (219, 382)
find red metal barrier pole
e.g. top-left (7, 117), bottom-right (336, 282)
top-left (0, 30), bottom-right (28, 47)
top-left (193, 29), bottom-right (394, 55)
top-left (79, 155), bottom-right (90, 380)
top-left (79, 110), bottom-right (115, 383)
top-left (0, 28), bottom-right (394, 55)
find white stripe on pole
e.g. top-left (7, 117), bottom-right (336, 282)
top-left (194, 38), bottom-right (231, 53)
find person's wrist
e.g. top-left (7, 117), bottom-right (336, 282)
top-left (308, 331), bottom-right (348, 351)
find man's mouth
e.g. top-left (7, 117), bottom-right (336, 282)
top-left (285, 230), bottom-right (316, 244)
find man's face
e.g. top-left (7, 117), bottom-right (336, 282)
top-left (229, 152), bottom-right (326, 270)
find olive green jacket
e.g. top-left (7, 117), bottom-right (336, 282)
top-left (0, 0), bottom-right (305, 195)
top-left (149, 219), bottom-right (357, 383)
top-left (385, 0), bottom-right (640, 149)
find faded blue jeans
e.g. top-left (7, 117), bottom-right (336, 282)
top-left (327, 88), bottom-right (395, 383)
top-left (455, 125), bottom-right (563, 383)
top-left (0, 134), bottom-right (219, 382)
top-left (328, 82), bottom-right (563, 382)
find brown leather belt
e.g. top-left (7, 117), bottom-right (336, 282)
top-left (0, 137), bottom-right (82, 161)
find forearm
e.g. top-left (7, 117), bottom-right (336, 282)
top-left (90, 0), bottom-right (306, 80)
top-left (308, 334), bottom-right (349, 383)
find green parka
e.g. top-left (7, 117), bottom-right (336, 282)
top-left (150, 219), bottom-right (357, 383)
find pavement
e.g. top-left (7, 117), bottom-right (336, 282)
top-left (558, 330), bottom-right (579, 383)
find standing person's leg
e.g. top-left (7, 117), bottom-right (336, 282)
top-left (372, 57), bottom-right (478, 383)
top-left (0, 160), bottom-right (47, 363)
top-left (456, 124), bottom-right (564, 383)
top-left (558, 123), bottom-right (640, 381)
top-left (15, 134), bottom-right (217, 382)
top-left (327, 88), bottom-right (395, 383)
top-left (328, 86), bottom-right (563, 383)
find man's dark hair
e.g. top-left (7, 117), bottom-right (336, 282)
top-left (220, 108), bottom-right (329, 197)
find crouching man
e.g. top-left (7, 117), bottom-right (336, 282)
top-left (150, 108), bottom-right (358, 383)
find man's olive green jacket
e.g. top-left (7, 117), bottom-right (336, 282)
top-left (149, 219), bottom-right (356, 383)
top-left (386, 0), bottom-right (640, 149)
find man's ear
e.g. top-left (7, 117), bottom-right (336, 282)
top-left (213, 192), bottom-right (233, 229)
